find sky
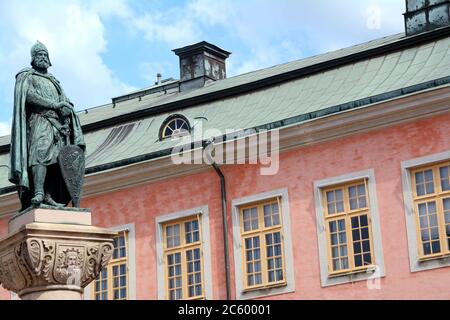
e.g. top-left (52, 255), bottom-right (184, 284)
top-left (0, 0), bottom-right (406, 136)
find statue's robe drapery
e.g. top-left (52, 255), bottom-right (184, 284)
top-left (9, 68), bottom-right (85, 209)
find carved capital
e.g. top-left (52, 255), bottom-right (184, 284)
top-left (0, 221), bottom-right (116, 298)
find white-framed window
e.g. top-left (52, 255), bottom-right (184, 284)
top-left (83, 223), bottom-right (136, 300)
top-left (401, 151), bottom-right (450, 272)
top-left (155, 206), bottom-right (213, 300)
top-left (314, 169), bottom-right (385, 287)
top-left (232, 189), bottom-right (295, 300)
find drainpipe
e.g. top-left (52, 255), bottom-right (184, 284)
top-left (203, 140), bottom-right (231, 300)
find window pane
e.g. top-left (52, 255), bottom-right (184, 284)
top-left (351, 217), bottom-right (359, 228)
top-left (418, 203), bottom-right (427, 216)
top-left (338, 220), bottom-right (345, 231)
top-left (431, 241), bottom-right (441, 253)
top-left (247, 275), bottom-right (254, 286)
top-left (362, 240), bottom-right (371, 252)
top-left (277, 270), bottom-right (284, 281)
top-left (429, 215), bottom-right (438, 228)
top-left (255, 273), bottom-right (262, 285)
top-left (416, 184), bottom-right (425, 197)
top-left (349, 186), bottom-right (356, 198)
top-left (430, 227), bottom-right (440, 240)
top-left (361, 227), bottom-right (369, 240)
top-left (421, 229), bottom-right (430, 241)
top-left (328, 204), bottom-right (335, 215)
top-left (326, 190), bottom-right (344, 214)
top-left (264, 205), bottom-right (272, 227)
top-left (268, 271), bottom-right (275, 282)
top-left (444, 198), bottom-right (450, 212)
top-left (245, 235), bottom-right (262, 287)
top-left (336, 201), bottom-right (344, 213)
top-left (355, 255), bottom-right (363, 267)
top-left (358, 184), bottom-right (366, 195)
top-left (333, 259), bottom-right (340, 271)
top-left (424, 169), bottom-right (433, 181)
top-left (329, 221), bottom-right (337, 233)
top-left (351, 214), bottom-right (372, 268)
top-left (360, 215), bottom-right (368, 227)
top-left (331, 247), bottom-right (339, 258)
top-left (331, 234), bottom-right (338, 245)
top-left (102, 280), bottom-right (107, 290)
top-left (419, 216), bottom-right (428, 229)
top-left (359, 197), bottom-right (367, 208)
top-left (195, 285), bottom-right (202, 296)
top-left (423, 242), bottom-right (431, 255)
top-left (243, 209), bottom-right (250, 221)
top-left (416, 172), bottom-right (424, 184)
top-left (341, 258), bottom-right (349, 269)
top-left (350, 199), bottom-right (357, 211)
top-left (415, 170), bottom-right (435, 196)
top-left (440, 166), bottom-right (450, 191)
top-left (418, 201), bottom-right (441, 256)
top-left (428, 202), bottom-right (436, 214)
top-left (348, 184), bottom-right (368, 213)
top-left (243, 207), bottom-right (259, 231)
top-left (363, 254), bottom-right (372, 265)
top-left (444, 198), bottom-right (450, 250)
top-left (352, 229), bottom-right (360, 241)
top-left (327, 191), bottom-right (335, 202)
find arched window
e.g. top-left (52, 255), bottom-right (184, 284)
top-left (160, 115), bottom-right (191, 140)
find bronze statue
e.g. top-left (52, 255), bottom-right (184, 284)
top-left (9, 41), bottom-right (86, 211)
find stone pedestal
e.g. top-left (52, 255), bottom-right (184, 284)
top-left (0, 208), bottom-right (117, 300)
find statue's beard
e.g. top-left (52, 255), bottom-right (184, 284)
top-left (34, 58), bottom-right (50, 70)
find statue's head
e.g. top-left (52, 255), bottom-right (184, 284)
top-left (30, 41), bottom-right (52, 70)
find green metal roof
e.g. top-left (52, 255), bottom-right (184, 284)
top-left (0, 31), bottom-right (449, 192)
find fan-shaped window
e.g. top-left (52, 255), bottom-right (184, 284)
top-left (160, 115), bottom-right (191, 140)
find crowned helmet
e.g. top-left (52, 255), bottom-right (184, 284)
top-left (30, 41), bottom-right (52, 67)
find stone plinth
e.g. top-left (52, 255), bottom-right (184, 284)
top-left (0, 208), bottom-right (117, 300)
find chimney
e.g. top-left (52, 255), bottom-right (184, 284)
top-left (404, 0), bottom-right (450, 36)
top-left (173, 41), bottom-right (231, 92)
top-left (156, 73), bottom-right (162, 85)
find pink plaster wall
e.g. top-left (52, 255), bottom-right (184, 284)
top-left (0, 112), bottom-right (449, 300)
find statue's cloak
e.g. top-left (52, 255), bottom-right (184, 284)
top-left (8, 68), bottom-right (85, 207)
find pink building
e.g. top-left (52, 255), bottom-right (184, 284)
top-left (0, 1), bottom-right (449, 300)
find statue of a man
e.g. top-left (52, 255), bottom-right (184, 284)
top-left (8, 41), bottom-right (85, 210)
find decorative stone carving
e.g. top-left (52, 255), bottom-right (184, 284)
top-left (0, 209), bottom-right (116, 299)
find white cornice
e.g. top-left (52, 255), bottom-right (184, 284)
top-left (0, 86), bottom-right (449, 219)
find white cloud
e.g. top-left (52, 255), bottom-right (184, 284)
top-left (0, 0), bottom-right (408, 122)
top-left (0, 0), bottom-right (135, 113)
top-left (185, 0), bottom-right (405, 75)
top-left (133, 12), bottom-right (200, 48)
top-left (188, 0), bottom-right (233, 26)
top-left (0, 121), bottom-right (11, 137)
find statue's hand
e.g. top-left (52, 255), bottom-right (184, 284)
top-left (56, 101), bottom-right (72, 110)
top-left (60, 106), bottom-right (72, 117)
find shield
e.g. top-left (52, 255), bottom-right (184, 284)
top-left (58, 144), bottom-right (85, 207)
